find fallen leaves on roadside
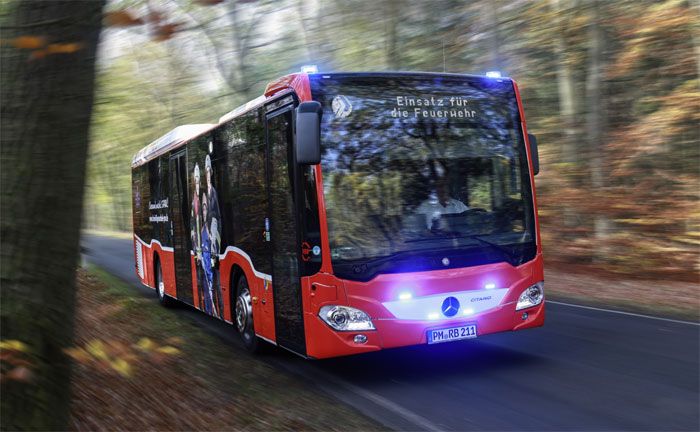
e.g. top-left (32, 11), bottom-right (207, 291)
top-left (10, 36), bottom-right (45, 49)
top-left (0, 340), bottom-right (29, 352)
top-left (0, 339), bottom-right (34, 383)
top-left (66, 336), bottom-right (182, 378)
top-left (5, 366), bottom-right (33, 382)
top-left (45, 42), bottom-right (84, 54)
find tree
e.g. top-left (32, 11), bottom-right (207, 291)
top-left (585, 0), bottom-right (611, 259)
top-left (384, 0), bottom-right (401, 69)
top-left (550, 0), bottom-right (581, 167)
top-left (0, 0), bottom-right (105, 429)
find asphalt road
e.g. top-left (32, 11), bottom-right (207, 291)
top-left (82, 234), bottom-right (699, 431)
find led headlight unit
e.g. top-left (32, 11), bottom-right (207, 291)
top-left (516, 282), bottom-right (544, 311)
top-left (319, 305), bottom-right (375, 331)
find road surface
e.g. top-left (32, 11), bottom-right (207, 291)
top-left (83, 234), bottom-right (699, 431)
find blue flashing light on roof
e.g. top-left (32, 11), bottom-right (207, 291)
top-left (485, 71), bottom-right (502, 78)
top-left (301, 65), bottom-right (318, 74)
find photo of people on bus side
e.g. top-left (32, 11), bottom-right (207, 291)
top-left (191, 151), bottom-right (223, 319)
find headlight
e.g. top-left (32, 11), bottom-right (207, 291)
top-left (516, 282), bottom-right (544, 311)
top-left (319, 305), bottom-right (375, 331)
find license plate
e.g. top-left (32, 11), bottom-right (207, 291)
top-left (427, 324), bottom-right (477, 344)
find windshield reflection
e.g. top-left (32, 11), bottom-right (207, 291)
top-left (310, 74), bottom-right (536, 279)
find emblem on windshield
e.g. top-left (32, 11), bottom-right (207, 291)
top-left (441, 296), bottom-right (460, 317)
top-left (332, 95), bottom-right (352, 118)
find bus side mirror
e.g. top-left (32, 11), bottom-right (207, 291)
top-left (528, 133), bottom-right (540, 175)
top-left (295, 101), bottom-right (322, 165)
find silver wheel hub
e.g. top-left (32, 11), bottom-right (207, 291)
top-left (235, 288), bottom-right (251, 334)
top-left (158, 280), bottom-right (165, 298)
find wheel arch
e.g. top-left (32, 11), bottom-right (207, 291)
top-left (151, 250), bottom-right (161, 288)
top-left (229, 264), bottom-right (244, 312)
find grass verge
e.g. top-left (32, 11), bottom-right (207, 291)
top-left (70, 267), bottom-right (384, 431)
top-left (544, 267), bottom-right (699, 322)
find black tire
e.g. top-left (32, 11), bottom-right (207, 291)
top-left (155, 259), bottom-right (174, 307)
top-left (234, 274), bottom-right (262, 353)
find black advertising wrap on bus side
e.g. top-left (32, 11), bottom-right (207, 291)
top-left (218, 108), bottom-right (271, 278)
top-left (132, 90), bottom-right (318, 356)
top-left (309, 73), bottom-right (537, 281)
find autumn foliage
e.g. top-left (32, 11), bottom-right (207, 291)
top-left (82, 1), bottom-right (699, 282)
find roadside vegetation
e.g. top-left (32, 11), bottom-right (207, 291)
top-left (82, 0), bottom-right (699, 322)
top-left (85, 1), bottom-right (700, 283)
top-left (544, 266), bottom-right (699, 321)
top-left (69, 267), bottom-right (383, 431)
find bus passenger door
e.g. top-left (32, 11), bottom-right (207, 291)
top-left (265, 107), bottom-right (306, 355)
top-left (169, 151), bottom-right (194, 305)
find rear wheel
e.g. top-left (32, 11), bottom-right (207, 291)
top-left (234, 274), bottom-right (261, 352)
top-left (155, 260), bottom-right (174, 307)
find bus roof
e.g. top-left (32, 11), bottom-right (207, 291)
top-left (218, 95), bottom-right (267, 124)
top-left (131, 124), bottom-right (216, 168)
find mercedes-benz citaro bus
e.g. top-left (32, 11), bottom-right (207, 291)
top-left (131, 68), bottom-right (544, 359)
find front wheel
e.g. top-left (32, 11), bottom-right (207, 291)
top-left (234, 275), bottom-right (262, 352)
top-left (155, 260), bottom-right (174, 307)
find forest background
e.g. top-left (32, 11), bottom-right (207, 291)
top-left (85, 0), bottom-right (700, 284)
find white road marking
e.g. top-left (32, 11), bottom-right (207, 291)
top-left (297, 366), bottom-right (445, 432)
top-left (547, 300), bottom-right (699, 326)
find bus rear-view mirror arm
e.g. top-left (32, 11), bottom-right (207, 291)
top-left (528, 133), bottom-right (540, 175)
top-left (295, 101), bottom-right (322, 165)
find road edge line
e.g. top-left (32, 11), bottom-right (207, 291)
top-left (271, 358), bottom-right (444, 432)
top-left (547, 300), bottom-right (700, 326)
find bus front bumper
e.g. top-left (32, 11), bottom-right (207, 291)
top-left (304, 300), bottom-right (545, 359)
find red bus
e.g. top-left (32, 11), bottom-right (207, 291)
top-left (131, 70), bottom-right (544, 359)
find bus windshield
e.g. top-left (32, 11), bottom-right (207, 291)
top-left (310, 74), bottom-right (537, 280)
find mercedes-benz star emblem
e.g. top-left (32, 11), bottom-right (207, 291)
top-left (441, 296), bottom-right (460, 317)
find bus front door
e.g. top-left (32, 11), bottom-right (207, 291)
top-left (169, 151), bottom-right (194, 305)
top-left (266, 106), bottom-right (306, 356)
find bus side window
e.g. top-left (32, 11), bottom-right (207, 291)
top-left (147, 158), bottom-right (170, 243)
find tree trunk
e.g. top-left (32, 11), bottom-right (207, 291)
top-left (385, 0), bottom-right (401, 70)
top-left (297, 0), bottom-right (317, 62)
top-left (692, 0), bottom-right (700, 82)
top-left (549, 0), bottom-right (583, 235)
top-left (485, 0), bottom-right (503, 71)
top-left (550, 0), bottom-right (580, 166)
top-left (585, 0), bottom-right (611, 261)
top-left (0, 0), bottom-right (104, 430)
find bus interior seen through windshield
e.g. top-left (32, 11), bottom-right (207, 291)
top-left (310, 74), bottom-right (536, 280)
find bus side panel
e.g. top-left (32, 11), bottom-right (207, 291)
top-left (215, 108), bottom-right (276, 342)
top-left (132, 164), bottom-right (153, 287)
top-left (133, 237), bottom-right (176, 297)
top-left (217, 253), bottom-right (272, 336)
top-left (190, 253), bottom-right (199, 308)
top-left (156, 245), bottom-right (176, 297)
top-left (133, 157), bottom-right (180, 296)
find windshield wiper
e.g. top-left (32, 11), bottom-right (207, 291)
top-left (404, 233), bottom-right (518, 265)
top-left (467, 234), bottom-right (520, 266)
top-left (403, 234), bottom-right (463, 244)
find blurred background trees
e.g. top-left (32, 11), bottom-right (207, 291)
top-left (86, 0), bottom-right (699, 280)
